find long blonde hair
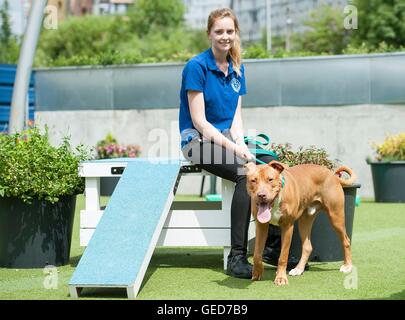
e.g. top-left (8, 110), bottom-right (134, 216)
top-left (207, 8), bottom-right (242, 77)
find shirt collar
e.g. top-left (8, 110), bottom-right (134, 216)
top-left (207, 48), bottom-right (235, 75)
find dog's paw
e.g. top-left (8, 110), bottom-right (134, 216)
top-left (252, 262), bottom-right (264, 281)
top-left (274, 275), bottom-right (289, 286)
top-left (339, 264), bottom-right (352, 273)
top-left (288, 268), bottom-right (304, 276)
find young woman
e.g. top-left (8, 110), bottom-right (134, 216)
top-left (178, 8), bottom-right (301, 279)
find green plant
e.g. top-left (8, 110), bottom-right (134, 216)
top-left (0, 0), bottom-right (20, 64)
top-left (95, 133), bottom-right (141, 159)
top-left (369, 133), bottom-right (405, 162)
top-left (127, 0), bottom-right (185, 35)
top-left (0, 126), bottom-right (90, 203)
top-left (243, 44), bottom-right (271, 59)
top-left (266, 143), bottom-right (339, 170)
top-left (295, 4), bottom-right (351, 55)
top-left (351, 0), bottom-right (405, 50)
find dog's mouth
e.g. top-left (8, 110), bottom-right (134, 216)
top-left (257, 201), bottom-right (273, 224)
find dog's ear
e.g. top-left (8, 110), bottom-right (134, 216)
top-left (243, 162), bottom-right (256, 175)
top-left (268, 160), bottom-right (288, 173)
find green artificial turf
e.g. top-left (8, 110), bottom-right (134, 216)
top-left (0, 195), bottom-right (404, 300)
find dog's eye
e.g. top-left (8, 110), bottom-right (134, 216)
top-left (250, 178), bottom-right (257, 184)
top-left (268, 178), bottom-right (273, 182)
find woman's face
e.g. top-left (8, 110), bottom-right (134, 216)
top-left (208, 17), bottom-right (236, 54)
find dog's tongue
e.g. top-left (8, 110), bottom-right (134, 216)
top-left (257, 203), bottom-right (271, 223)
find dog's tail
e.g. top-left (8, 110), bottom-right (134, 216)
top-left (334, 166), bottom-right (357, 186)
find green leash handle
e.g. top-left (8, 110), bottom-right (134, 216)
top-left (250, 149), bottom-right (279, 164)
top-left (244, 133), bottom-right (271, 146)
top-left (243, 134), bottom-right (279, 164)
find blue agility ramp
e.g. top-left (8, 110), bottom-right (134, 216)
top-left (69, 159), bottom-right (181, 299)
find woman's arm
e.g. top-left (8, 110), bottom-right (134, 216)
top-left (230, 97), bottom-right (255, 160)
top-left (230, 96), bottom-right (245, 146)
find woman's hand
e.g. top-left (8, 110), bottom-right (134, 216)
top-left (234, 142), bottom-right (255, 161)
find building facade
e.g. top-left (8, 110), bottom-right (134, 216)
top-left (69, 0), bottom-right (93, 16)
top-left (93, 0), bottom-right (134, 15)
top-left (182, 0), bottom-right (349, 42)
top-left (183, 0), bottom-right (230, 30)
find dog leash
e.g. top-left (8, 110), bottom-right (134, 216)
top-left (244, 133), bottom-right (279, 164)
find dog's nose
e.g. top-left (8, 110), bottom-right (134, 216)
top-left (257, 192), bottom-right (267, 200)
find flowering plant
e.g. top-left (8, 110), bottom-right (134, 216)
top-left (368, 133), bottom-right (405, 162)
top-left (266, 143), bottom-right (340, 170)
top-left (95, 133), bottom-right (141, 159)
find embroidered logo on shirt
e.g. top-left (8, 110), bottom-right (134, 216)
top-left (230, 78), bottom-right (241, 93)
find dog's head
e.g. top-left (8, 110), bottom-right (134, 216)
top-left (244, 160), bottom-right (288, 224)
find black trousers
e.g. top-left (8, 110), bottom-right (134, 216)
top-left (182, 138), bottom-right (277, 256)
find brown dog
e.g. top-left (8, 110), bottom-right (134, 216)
top-left (245, 160), bottom-right (356, 285)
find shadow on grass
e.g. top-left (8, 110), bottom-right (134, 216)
top-left (74, 287), bottom-right (128, 300)
top-left (69, 255), bottom-right (82, 268)
top-left (387, 290), bottom-right (405, 300)
top-left (67, 250), bottom-right (343, 299)
top-left (67, 248), bottom-right (228, 299)
top-left (373, 289), bottom-right (405, 300)
top-left (302, 262), bottom-right (342, 273)
top-left (149, 248), bottom-right (223, 269)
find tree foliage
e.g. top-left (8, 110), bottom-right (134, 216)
top-left (0, 0), bottom-right (20, 64)
top-left (294, 2), bottom-right (405, 55)
top-left (295, 5), bottom-right (351, 54)
top-left (127, 0), bottom-right (185, 34)
top-left (35, 0), bottom-right (209, 67)
top-left (351, 0), bottom-right (405, 49)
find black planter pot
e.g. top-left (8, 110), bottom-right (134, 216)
top-left (368, 161), bottom-right (405, 202)
top-left (290, 184), bottom-right (361, 262)
top-left (0, 195), bottom-right (76, 268)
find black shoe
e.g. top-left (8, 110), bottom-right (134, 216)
top-left (262, 247), bottom-right (309, 271)
top-left (227, 254), bottom-right (252, 279)
top-left (261, 247), bottom-right (279, 266)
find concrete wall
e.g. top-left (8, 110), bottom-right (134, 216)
top-left (35, 104), bottom-right (405, 198)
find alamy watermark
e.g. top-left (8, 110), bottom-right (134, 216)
top-left (43, 265), bottom-right (58, 290)
top-left (343, 265), bottom-right (358, 289)
top-left (43, 5), bottom-right (58, 30)
top-left (343, 5), bottom-right (358, 30)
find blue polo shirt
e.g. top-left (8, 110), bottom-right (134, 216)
top-left (179, 48), bottom-right (247, 143)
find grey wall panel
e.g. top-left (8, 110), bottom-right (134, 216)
top-left (243, 60), bottom-right (281, 107)
top-left (36, 68), bottom-right (113, 110)
top-left (280, 57), bottom-right (370, 106)
top-left (35, 53), bottom-right (405, 111)
top-left (112, 64), bottom-right (183, 109)
top-left (370, 55), bottom-right (405, 104)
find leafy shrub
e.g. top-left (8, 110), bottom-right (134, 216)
top-left (369, 133), bottom-right (405, 162)
top-left (33, 0), bottom-right (405, 68)
top-left (266, 143), bottom-right (339, 170)
top-left (243, 44), bottom-right (270, 59)
top-left (127, 0), bottom-right (185, 34)
top-left (0, 126), bottom-right (90, 203)
top-left (0, 0), bottom-right (20, 64)
top-left (95, 133), bottom-right (141, 159)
